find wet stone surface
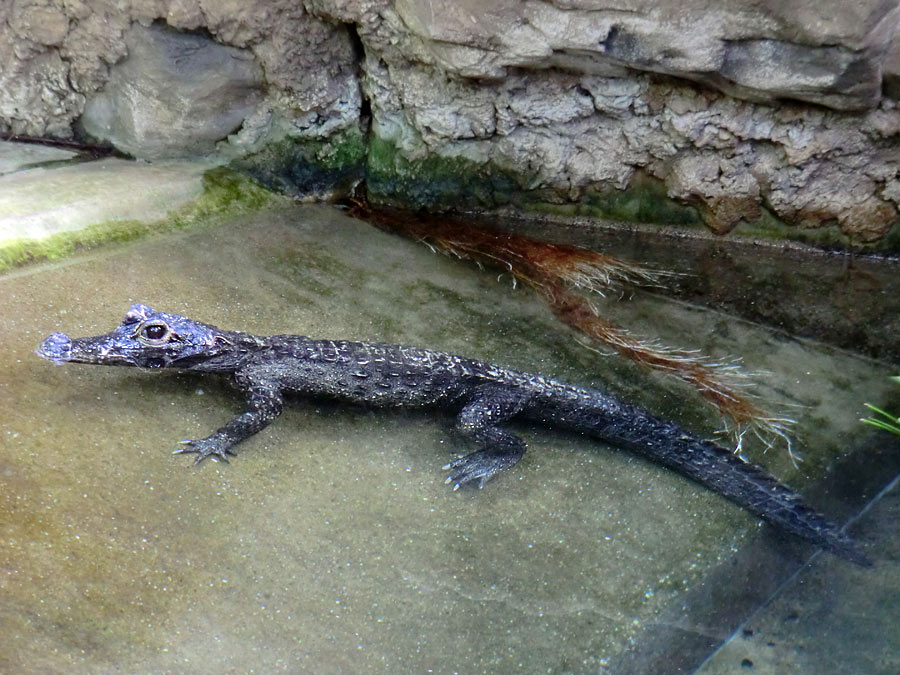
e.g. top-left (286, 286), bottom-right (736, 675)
top-left (0, 141), bottom-right (77, 175)
top-left (0, 157), bottom-right (210, 243)
top-left (699, 479), bottom-right (900, 675)
top-left (0, 204), bottom-right (896, 672)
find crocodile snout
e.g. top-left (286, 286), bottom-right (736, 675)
top-left (36, 332), bottom-right (73, 364)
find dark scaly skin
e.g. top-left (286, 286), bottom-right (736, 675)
top-left (36, 304), bottom-right (870, 565)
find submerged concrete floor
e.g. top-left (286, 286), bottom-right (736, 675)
top-left (700, 476), bottom-right (900, 674)
top-left (1, 204), bottom-right (898, 672)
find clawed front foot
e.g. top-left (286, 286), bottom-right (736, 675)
top-left (443, 448), bottom-right (525, 490)
top-left (173, 436), bottom-right (236, 464)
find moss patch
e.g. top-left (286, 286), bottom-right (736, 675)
top-left (731, 207), bottom-right (900, 253)
top-left (366, 136), bottom-right (900, 252)
top-left (871, 220), bottom-right (900, 254)
top-left (0, 167), bottom-right (286, 272)
top-left (525, 175), bottom-right (702, 227)
top-left (230, 125), bottom-right (367, 198)
top-left (366, 136), bottom-right (524, 210)
top-left (367, 137), bottom-right (703, 226)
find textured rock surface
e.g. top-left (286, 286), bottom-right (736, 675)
top-left (1, 0), bottom-right (899, 244)
top-left (0, 1), bottom-right (362, 155)
top-left (363, 57), bottom-right (900, 242)
top-left (377, 0), bottom-right (900, 111)
top-left (79, 23), bottom-right (264, 159)
top-left (346, 1), bottom-right (900, 244)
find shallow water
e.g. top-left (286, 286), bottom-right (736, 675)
top-left (1, 204), bottom-right (897, 672)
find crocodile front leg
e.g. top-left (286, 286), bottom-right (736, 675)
top-left (174, 372), bottom-right (285, 463)
top-left (444, 384), bottom-right (533, 489)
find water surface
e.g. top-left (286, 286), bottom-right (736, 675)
top-left (1, 204), bottom-right (896, 672)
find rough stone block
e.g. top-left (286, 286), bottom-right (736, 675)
top-left (79, 23), bottom-right (264, 159)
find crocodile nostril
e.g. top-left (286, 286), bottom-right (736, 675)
top-left (36, 332), bottom-right (73, 364)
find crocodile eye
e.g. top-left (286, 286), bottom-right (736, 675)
top-left (141, 323), bottom-right (168, 342)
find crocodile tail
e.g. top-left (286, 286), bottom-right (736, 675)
top-left (644, 431), bottom-right (872, 566)
top-left (554, 398), bottom-right (871, 565)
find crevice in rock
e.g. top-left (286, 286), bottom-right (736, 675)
top-left (346, 21), bottom-right (372, 139)
top-left (150, 17), bottom-right (215, 43)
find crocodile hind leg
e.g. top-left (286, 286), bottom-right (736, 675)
top-left (444, 384), bottom-right (533, 489)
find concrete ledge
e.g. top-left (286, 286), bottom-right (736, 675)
top-left (0, 158), bottom-right (209, 242)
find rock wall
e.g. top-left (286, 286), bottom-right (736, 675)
top-left (1, 0), bottom-right (899, 246)
top-left (0, 0), bottom-right (362, 156)
top-left (364, 58), bottom-right (900, 242)
top-left (78, 23), bottom-right (265, 159)
top-left (351, 0), bottom-right (900, 244)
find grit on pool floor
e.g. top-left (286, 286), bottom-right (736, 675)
top-left (0, 204), bottom-right (896, 673)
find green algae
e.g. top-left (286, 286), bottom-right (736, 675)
top-left (366, 137), bottom-right (699, 230)
top-left (315, 125), bottom-right (368, 170)
top-left (230, 125), bottom-right (367, 198)
top-left (365, 136), bottom-right (899, 251)
top-left (871, 220), bottom-right (900, 254)
top-left (524, 176), bottom-right (703, 227)
top-left (0, 167), bottom-right (286, 272)
top-left (367, 136), bottom-right (701, 226)
top-left (366, 136), bottom-right (523, 210)
top-left (730, 206), bottom-right (892, 251)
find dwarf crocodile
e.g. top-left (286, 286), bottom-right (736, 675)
top-left (36, 303), bottom-right (869, 565)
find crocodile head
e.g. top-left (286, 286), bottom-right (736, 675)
top-left (36, 303), bottom-right (241, 370)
